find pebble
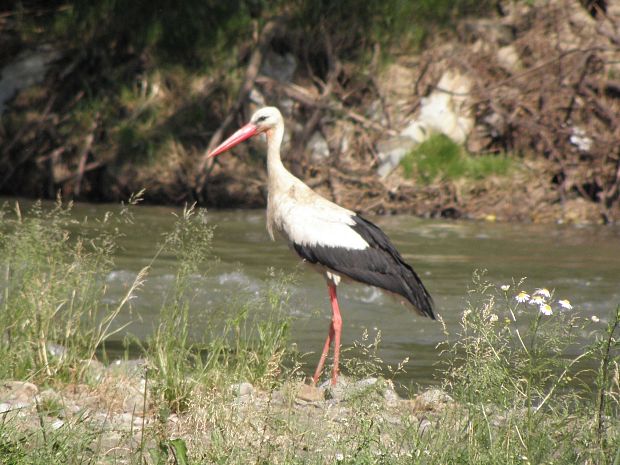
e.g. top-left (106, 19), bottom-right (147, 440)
top-left (411, 388), bottom-right (454, 412)
top-left (383, 380), bottom-right (401, 406)
top-left (51, 419), bottom-right (64, 430)
top-left (418, 418), bottom-right (433, 435)
top-left (1, 381), bottom-right (39, 404)
top-left (230, 382), bottom-right (254, 397)
top-left (324, 377), bottom-right (379, 402)
top-left (296, 384), bottom-right (324, 402)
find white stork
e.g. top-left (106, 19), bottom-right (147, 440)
top-left (208, 106), bottom-right (435, 385)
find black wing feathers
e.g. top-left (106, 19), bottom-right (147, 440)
top-left (292, 215), bottom-right (435, 319)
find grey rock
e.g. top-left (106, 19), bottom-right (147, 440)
top-left (46, 342), bottom-right (67, 359)
top-left (0, 46), bottom-right (60, 113)
top-left (106, 359), bottom-right (147, 378)
top-left (308, 132), bottom-right (330, 161)
top-left (413, 388), bottom-right (454, 412)
top-left (418, 418), bottom-right (433, 435)
top-left (50, 419), bottom-right (64, 430)
top-left (497, 45), bottom-right (522, 72)
top-left (323, 377), bottom-right (380, 402)
top-left (0, 402), bottom-right (12, 413)
top-left (0, 381), bottom-right (39, 406)
top-left (260, 51), bottom-right (296, 83)
top-left (377, 136), bottom-right (418, 178)
top-left (81, 359), bottom-right (106, 383)
top-left (383, 380), bottom-right (401, 406)
top-left (230, 382), bottom-right (254, 397)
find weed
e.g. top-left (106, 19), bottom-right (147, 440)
top-left (436, 271), bottom-right (619, 464)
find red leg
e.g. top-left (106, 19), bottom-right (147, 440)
top-left (311, 282), bottom-right (344, 385)
top-left (312, 322), bottom-right (334, 384)
top-left (328, 282), bottom-right (343, 385)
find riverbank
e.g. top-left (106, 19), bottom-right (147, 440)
top-left (1, 1), bottom-right (619, 224)
top-left (0, 371), bottom-right (457, 463)
top-left (1, 314), bottom-right (618, 465)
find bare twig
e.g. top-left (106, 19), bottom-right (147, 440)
top-left (74, 115), bottom-right (98, 196)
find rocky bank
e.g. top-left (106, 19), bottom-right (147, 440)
top-left (0, 360), bottom-right (457, 462)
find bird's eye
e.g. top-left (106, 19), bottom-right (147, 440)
top-left (256, 115), bottom-right (268, 123)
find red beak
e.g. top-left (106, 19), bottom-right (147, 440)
top-left (207, 123), bottom-right (259, 159)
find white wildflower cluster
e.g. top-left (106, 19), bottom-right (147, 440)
top-left (509, 286), bottom-right (574, 316)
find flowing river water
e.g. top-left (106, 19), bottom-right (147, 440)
top-left (4, 199), bottom-right (620, 388)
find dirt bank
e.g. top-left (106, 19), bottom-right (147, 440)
top-left (1, 0), bottom-right (619, 223)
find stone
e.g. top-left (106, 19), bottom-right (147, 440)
top-left (81, 359), bottom-right (106, 383)
top-left (323, 377), bottom-right (380, 402)
top-left (308, 132), bottom-right (330, 161)
top-left (269, 389), bottom-right (286, 406)
top-left (123, 389), bottom-right (147, 415)
top-left (0, 381), bottom-right (39, 405)
top-left (418, 418), bottom-right (433, 435)
top-left (376, 136), bottom-right (418, 178)
top-left (400, 121), bottom-right (430, 144)
top-left (569, 126), bottom-right (592, 152)
top-left (46, 342), bottom-right (67, 359)
top-left (411, 388), bottom-right (454, 412)
top-left (260, 51), bottom-right (296, 83)
top-left (377, 70), bottom-right (474, 178)
top-left (383, 380), bottom-right (401, 406)
top-left (0, 46), bottom-right (60, 113)
top-left (417, 71), bottom-right (473, 144)
top-left (496, 45), bottom-right (522, 72)
top-left (230, 382), bottom-right (254, 397)
top-left (296, 384), bottom-right (324, 402)
top-left (51, 419), bottom-right (64, 430)
top-left (106, 359), bottom-right (147, 378)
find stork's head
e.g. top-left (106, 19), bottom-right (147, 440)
top-left (208, 106), bottom-right (283, 159)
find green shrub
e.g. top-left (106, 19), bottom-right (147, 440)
top-left (401, 133), bottom-right (512, 183)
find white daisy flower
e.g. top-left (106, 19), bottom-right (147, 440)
top-left (500, 284), bottom-right (510, 291)
top-left (591, 315), bottom-right (600, 323)
top-left (516, 291), bottom-right (530, 303)
top-left (534, 288), bottom-right (551, 299)
top-left (529, 295), bottom-right (545, 306)
top-left (539, 304), bottom-right (553, 316)
top-left (558, 299), bottom-right (573, 310)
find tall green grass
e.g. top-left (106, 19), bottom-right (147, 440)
top-left (0, 196), bottom-right (144, 383)
top-left (146, 205), bottom-right (293, 413)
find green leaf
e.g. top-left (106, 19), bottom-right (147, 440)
top-left (168, 438), bottom-right (189, 465)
